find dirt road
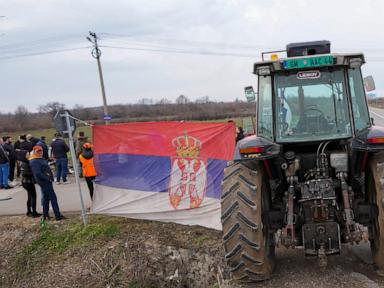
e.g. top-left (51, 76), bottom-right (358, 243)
top-left (0, 178), bottom-right (91, 216)
top-left (239, 244), bottom-right (384, 288)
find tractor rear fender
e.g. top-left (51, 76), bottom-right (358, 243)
top-left (234, 135), bottom-right (280, 161)
top-left (352, 125), bottom-right (384, 152)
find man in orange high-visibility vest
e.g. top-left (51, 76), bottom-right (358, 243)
top-left (79, 143), bottom-right (97, 199)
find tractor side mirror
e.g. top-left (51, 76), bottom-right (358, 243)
top-left (244, 86), bottom-right (256, 103)
top-left (364, 76), bottom-right (376, 92)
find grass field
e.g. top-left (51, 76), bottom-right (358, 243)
top-left (3, 126), bottom-right (93, 143)
top-left (1, 116), bottom-right (255, 143)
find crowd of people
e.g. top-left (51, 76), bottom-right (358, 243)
top-left (0, 131), bottom-right (97, 221)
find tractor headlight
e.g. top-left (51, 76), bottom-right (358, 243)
top-left (257, 66), bottom-right (271, 76)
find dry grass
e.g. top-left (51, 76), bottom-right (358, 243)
top-left (0, 214), bottom-right (224, 288)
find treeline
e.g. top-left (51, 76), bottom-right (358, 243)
top-left (368, 98), bottom-right (384, 109)
top-left (0, 100), bottom-right (255, 133)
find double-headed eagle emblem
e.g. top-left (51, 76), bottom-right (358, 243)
top-left (168, 134), bottom-right (207, 209)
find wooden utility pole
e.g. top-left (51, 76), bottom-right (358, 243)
top-left (87, 31), bottom-right (110, 124)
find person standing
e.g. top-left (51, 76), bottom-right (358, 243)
top-left (17, 149), bottom-right (41, 217)
top-left (26, 134), bottom-right (39, 147)
top-left (236, 127), bottom-right (245, 142)
top-left (14, 136), bottom-right (22, 178)
top-left (36, 136), bottom-right (49, 160)
top-left (20, 134), bottom-right (33, 152)
top-left (79, 143), bottom-right (97, 199)
top-left (29, 145), bottom-right (65, 221)
top-left (50, 133), bottom-right (70, 184)
top-left (0, 138), bottom-right (11, 189)
top-left (75, 131), bottom-right (88, 177)
top-left (2, 136), bottom-right (17, 185)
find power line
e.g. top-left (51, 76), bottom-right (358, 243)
top-left (0, 31), bottom-right (384, 62)
top-left (100, 44), bottom-right (259, 58)
top-left (0, 33), bottom-right (85, 53)
top-left (0, 46), bottom-right (90, 61)
top-left (100, 32), bottom-right (277, 51)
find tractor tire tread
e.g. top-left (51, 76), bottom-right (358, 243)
top-left (221, 161), bottom-right (274, 282)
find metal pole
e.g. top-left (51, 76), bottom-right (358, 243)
top-left (63, 111), bottom-right (88, 225)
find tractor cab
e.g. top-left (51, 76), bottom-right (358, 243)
top-left (254, 40), bottom-right (371, 144)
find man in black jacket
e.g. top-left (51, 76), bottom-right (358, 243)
top-left (50, 133), bottom-right (70, 184)
top-left (2, 136), bottom-right (16, 183)
top-left (0, 137), bottom-right (11, 189)
top-left (29, 145), bottom-right (65, 221)
top-left (20, 135), bottom-right (34, 152)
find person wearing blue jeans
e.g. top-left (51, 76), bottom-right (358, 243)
top-left (50, 133), bottom-right (70, 184)
top-left (0, 138), bottom-right (11, 189)
top-left (29, 145), bottom-right (65, 221)
top-left (0, 163), bottom-right (10, 189)
top-left (55, 158), bottom-right (68, 183)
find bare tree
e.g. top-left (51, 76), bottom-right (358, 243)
top-left (72, 104), bottom-right (84, 110)
top-left (38, 102), bottom-right (66, 116)
top-left (157, 98), bottom-right (172, 105)
top-left (14, 105), bottom-right (29, 116)
top-left (137, 98), bottom-right (153, 105)
top-left (195, 96), bottom-right (210, 104)
top-left (176, 94), bottom-right (189, 105)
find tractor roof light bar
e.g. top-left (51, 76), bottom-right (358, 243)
top-left (261, 49), bottom-right (286, 61)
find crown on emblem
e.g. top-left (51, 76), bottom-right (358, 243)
top-left (172, 134), bottom-right (202, 158)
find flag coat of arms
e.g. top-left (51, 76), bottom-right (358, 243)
top-left (91, 121), bottom-right (235, 230)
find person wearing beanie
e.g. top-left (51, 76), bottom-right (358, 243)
top-left (29, 145), bottom-right (65, 221)
top-left (79, 142), bottom-right (97, 199)
top-left (36, 136), bottom-right (49, 160)
top-left (16, 149), bottom-right (41, 217)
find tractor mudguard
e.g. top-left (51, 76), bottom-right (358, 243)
top-left (352, 126), bottom-right (384, 152)
top-left (234, 135), bottom-right (280, 161)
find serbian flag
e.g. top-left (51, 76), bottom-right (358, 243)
top-left (91, 121), bottom-right (235, 230)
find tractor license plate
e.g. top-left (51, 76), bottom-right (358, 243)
top-left (283, 55), bottom-right (334, 69)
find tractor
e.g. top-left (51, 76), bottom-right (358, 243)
top-left (221, 40), bottom-right (384, 281)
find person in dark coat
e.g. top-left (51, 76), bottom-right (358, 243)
top-left (17, 149), bottom-right (41, 217)
top-left (14, 136), bottom-right (22, 178)
top-left (0, 137), bottom-right (11, 189)
top-left (29, 145), bottom-right (65, 221)
top-left (2, 136), bottom-right (16, 183)
top-left (50, 133), bottom-right (70, 184)
top-left (236, 127), bottom-right (245, 142)
top-left (75, 131), bottom-right (88, 178)
top-left (20, 134), bottom-right (34, 152)
top-left (26, 134), bottom-right (39, 146)
top-left (36, 136), bottom-right (49, 160)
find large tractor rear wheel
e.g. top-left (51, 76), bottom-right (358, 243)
top-left (221, 161), bottom-right (275, 281)
top-left (367, 152), bottom-right (384, 270)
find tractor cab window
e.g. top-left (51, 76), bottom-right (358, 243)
top-left (257, 75), bottom-right (273, 140)
top-left (275, 68), bottom-right (352, 142)
top-left (348, 68), bottom-right (370, 133)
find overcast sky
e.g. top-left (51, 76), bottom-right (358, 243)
top-left (1, 0), bottom-right (384, 114)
